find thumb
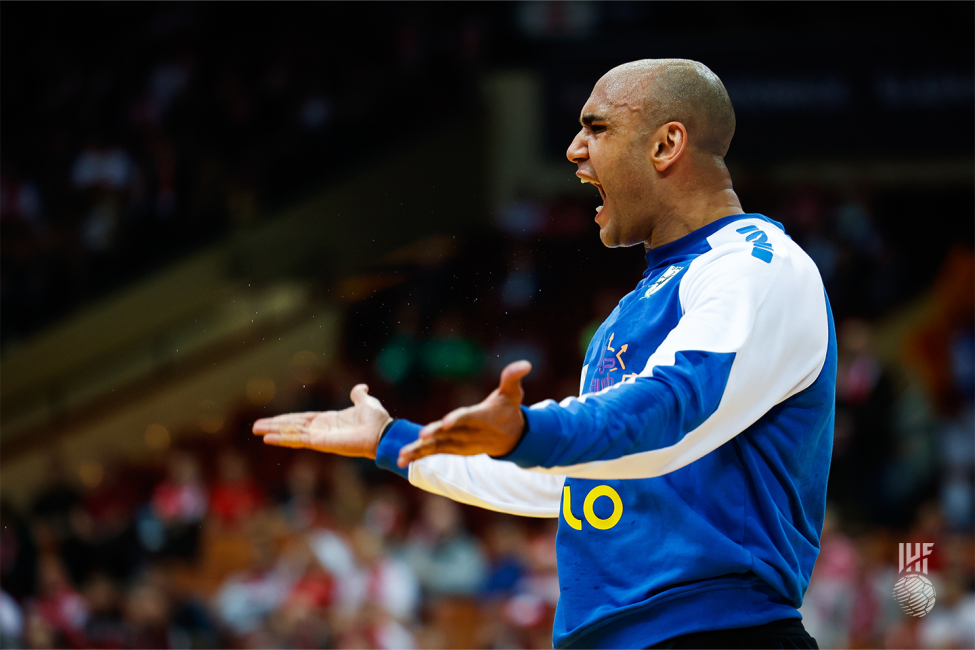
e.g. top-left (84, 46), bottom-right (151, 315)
top-left (350, 384), bottom-right (371, 406)
top-left (497, 360), bottom-right (532, 399)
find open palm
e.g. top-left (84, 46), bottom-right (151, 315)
top-left (253, 384), bottom-right (392, 459)
top-left (396, 360), bottom-right (532, 466)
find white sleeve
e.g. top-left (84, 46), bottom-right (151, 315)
top-left (509, 227), bottom-right (830, 480)
top-left (408, 454), bottom-right (563, 518)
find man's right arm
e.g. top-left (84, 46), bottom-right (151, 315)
top-left (254, 389), bottom-right (562, 518)
top-left (377, 420), bottom-right (562, 518)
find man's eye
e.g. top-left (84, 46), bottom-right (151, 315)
top-left (591, 125), bottom-right (606, 133)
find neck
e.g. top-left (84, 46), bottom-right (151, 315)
top-left (643, 166), bottom-right (743, 251)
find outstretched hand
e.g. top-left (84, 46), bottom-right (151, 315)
top-left (253, 384), bottom-right (392, 459)
top-left (397, 360), bottom-right (532, 467)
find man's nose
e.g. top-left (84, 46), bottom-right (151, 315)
top-left (566, 130), bottom-right (588, 163)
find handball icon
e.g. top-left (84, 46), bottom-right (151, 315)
top-left (892, 574), bottom-right (936, 617)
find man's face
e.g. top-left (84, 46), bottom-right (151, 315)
top-left (566, 75), bottom-right (658, 248)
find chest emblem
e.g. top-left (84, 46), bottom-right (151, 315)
top-left (641, 265), bottom-right (684, 299)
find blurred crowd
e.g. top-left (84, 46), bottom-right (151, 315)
top-left (2, 181), bottom-right (973, 649)
top-left (2, 4), bottom-right (973, 650)
top-left (0, 444), bottom-right (558, 649)
top-left (1, 3), bottom-right (485, 348)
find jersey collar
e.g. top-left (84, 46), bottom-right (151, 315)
top-left (643, 213), bottom-right (780, 271)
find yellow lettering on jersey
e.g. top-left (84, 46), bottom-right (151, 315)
top-left (562, 486), bottom-right (582, 530)
top-left (583, 485), bottom-right (623, 530)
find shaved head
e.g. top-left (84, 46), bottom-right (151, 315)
top-left (567, 58), bottom-right (744, 250)
top-left (603, 59), bottom-right (736, 157)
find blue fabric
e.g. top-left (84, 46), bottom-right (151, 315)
top-left (562, 578), bottom-right (800, 649)
top-left (375, 213), bottom-right (836, 649)
top-left (510, 350), bottom-right (736, 468)
top-left (553, 306), bottom-right (835, 648)
top-left (374, 420), bottom-right (422, 480)
top-left (518, 214), bottom-right (834, 648)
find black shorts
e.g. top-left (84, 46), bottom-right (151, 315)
top-left (649, 618), bottom-right (819, 649)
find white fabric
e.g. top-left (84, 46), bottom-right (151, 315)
top-left (405, 218), bottom-right (828, 505)
top-left (528, 218), bottom-right (829, 479)
top-left (409, 454), bottom-right (562, 517)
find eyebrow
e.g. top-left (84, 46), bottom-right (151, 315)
top-left (580, 113), bottom-right (608, 126)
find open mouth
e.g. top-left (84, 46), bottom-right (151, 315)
top-left (581, 177), bottom-right (606, 214)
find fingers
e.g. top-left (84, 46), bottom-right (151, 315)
top-left (397, 438), bottom-right (425, 466)
top-left (349, 383), bottom-right (371, 406)
top-left (418, 420), bottom-right (444, 439)
top-left (397, 432), bottom-right (459, 467)
top-left (262, 431), bottom-right (311, 449)
top-left (419, 402), bottom-right (479, 437)
top-left (252, 412), bottom-right (317, 434)
top-left (397, 425), bottom-right (485, 467)
top-left (425, 403), bottom-right (476, 435)
top-left (418, 405), bottom-right (473, 439)
top-left (497, 360), bottom-right (532, 398)
top-left (442, 405), bottom-right (477, 430)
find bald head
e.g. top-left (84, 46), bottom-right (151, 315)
top-left (567, 59), bottom-right (744, 249)
top-left (603, 59), bottom-right (736, 157)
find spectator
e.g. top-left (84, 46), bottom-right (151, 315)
top-left (799, 507), bottom-right (858, 648)
top-left (0, 164), bottom-right (44, 234)
top-left (209, 449), bottom-right (265, 529)
top-left (213, 520), bottom-right (299, 640)
top-left (918, 571), bottom-right (975, 649)
top-left (404, 495), bottom-right (486, 596)
top-left (831, 318), bottom-right (897, 522)
top-left (79, 573), bottom-right (128, 649)
top-left (0, 590), bottom-right (24, 649)
top-left (143, 453), bottom-right (207, 559)
top-left (123, 579), bottom-right (172, 649)
top-left (278, 457), bottom-right (321, 533)
top-left (481, 519), bottom-right (529, 598)
top-left (28, 554), bottom-right (88, 647)
top-left (70, 139), bottom-right (137, 194)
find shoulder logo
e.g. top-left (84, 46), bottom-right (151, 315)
top-left (736, 225), bottom-right (774, 263)
top-left (641, 265), bottom-right (684, 299)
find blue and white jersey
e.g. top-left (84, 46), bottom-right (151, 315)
top-left (376, 213), bottom-right (836, 649)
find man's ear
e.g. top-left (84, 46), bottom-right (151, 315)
top-left (648, 122), bottom-right (687, 172)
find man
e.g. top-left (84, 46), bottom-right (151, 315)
top-left (255, 59), bottom-right (833, 649)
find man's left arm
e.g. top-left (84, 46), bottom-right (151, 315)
top-left (401, 242), bottom-right (830, 480)
top-left (377, 422), bottom-right (564, 518)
